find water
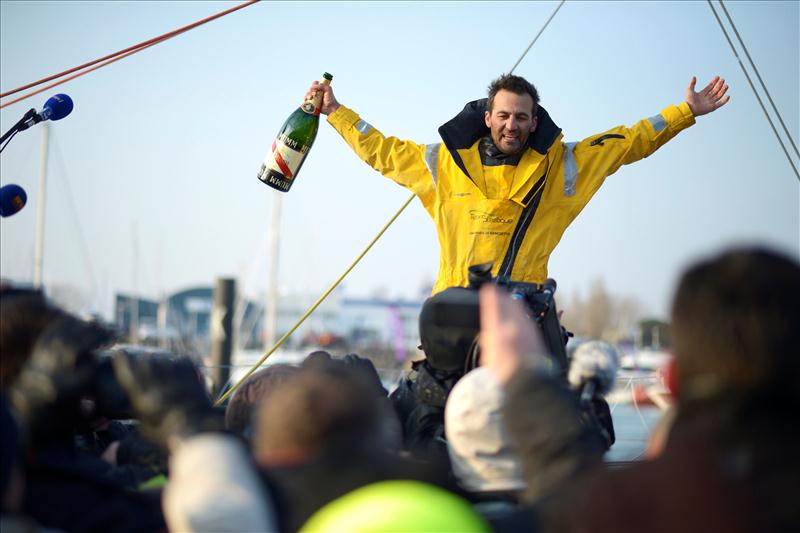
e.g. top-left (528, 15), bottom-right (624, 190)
top-left (605, 404), bottom-right (665, 462)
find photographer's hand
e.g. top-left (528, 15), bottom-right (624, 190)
top-left (342, 353), bottom-right (388, 398)
top-left (112, 353), bottom-right (224, 451)
top-left (479, 284), bottom-right (550, 385)
top-left (11, 315), bottom-right (111, 445)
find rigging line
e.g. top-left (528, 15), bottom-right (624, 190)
top-left (1, 38), bottom-right (162, 109)
top-left (0, 0), bottom-right (259, 100)
top-left (215, 1), bottom-right (570, 405)
top-left (49, 129), bottom-right (99, 304)
top-left (707, 0), bottom-right (799, 181)
top-left (215, 193), bottom-right (417, 406)
top-left (718, 0), bottom-right (799, 159)
top-left (509, 0), bottom-right (566, 74)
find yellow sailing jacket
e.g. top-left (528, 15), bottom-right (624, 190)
top-left (328, 100), bottom-right (695, 294)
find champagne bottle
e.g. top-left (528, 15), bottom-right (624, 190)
top-left (257, 72), bottom-right (333, 192)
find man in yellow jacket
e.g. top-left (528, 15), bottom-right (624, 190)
top-left (309, 75), bottom-right (729, 294)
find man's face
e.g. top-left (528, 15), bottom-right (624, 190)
top-left (484, 90), bottom-right (538, 155)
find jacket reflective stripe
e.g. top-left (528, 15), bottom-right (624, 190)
top-left (648, 114), bottom-right (667, 133)
top-left (424, 143), bottom-right (440, 185)
top-left (498, 168), bottom-right (548, 282)
top-left (356, 119), bottom-right (373, 135)
top-left (563, 142), bottom-right (578, 196)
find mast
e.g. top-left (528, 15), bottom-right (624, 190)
top-left (130, 222), bottom-right (139, 344)
top-left (264, 192), bottom-right (281, 351)
top-left (33, 122), bottom-right (50, 288)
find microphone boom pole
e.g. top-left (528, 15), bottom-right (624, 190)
top-left (0, 109), bottom-right (37, 146)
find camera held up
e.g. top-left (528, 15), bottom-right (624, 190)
top-left (425, 262), bottom-right (571, 374)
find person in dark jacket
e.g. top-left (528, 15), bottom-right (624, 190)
top-left (10, 315), bottom-right (166, 532)
top-left (480, 247), bottom-right (800, 533)
top-left (389, 287), bottom-right (481, 463)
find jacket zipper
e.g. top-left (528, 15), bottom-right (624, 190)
top-left (497, 167), bottom-right (549, 282)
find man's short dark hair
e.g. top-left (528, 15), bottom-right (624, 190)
top-left (224, 363), bottom-right (299, 438)
top-left (253, 365), bottom-right (382, 459)
top-left (487, 74), bottom-right (540, 115)
top-left (670, 247), bottom-right (800, 400)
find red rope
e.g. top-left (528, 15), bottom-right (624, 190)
top-left (0, 0), bottom-right (259, 107)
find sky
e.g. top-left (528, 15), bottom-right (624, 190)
top-left (1, 0), bottom-right (798, 322)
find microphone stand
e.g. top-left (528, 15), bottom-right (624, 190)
top-left (0, 109), bottom-right (38, 149)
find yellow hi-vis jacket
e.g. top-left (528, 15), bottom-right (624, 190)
top-left (327, 100), bottom-right (695, 294)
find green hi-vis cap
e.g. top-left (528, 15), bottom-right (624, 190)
top-left (323, 72), bottom-right (333, 81)
top-left (299, 480), bottom-right (490, 532)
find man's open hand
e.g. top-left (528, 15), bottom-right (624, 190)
top-left (685, 76), bottom-right (730, 117)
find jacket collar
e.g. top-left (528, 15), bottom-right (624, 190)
top-left (438, 98), bottom-right (561, 180)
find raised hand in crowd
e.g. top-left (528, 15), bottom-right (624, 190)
top-left (478, 284), bottom-right (550, 385)
top-left (112, 353), bottom-right (224, 451)
top-left (341, 353), bottom-right (389, 398)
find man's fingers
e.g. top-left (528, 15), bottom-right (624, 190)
top-left (710, 77), bottom-right (725, 97)
top-left (478, 285), bottom-right (502, 372)
top-left (687, 76), bottom-right (697, 93)
top-left (701, 75), bottom-right (720, 95)
top-left (711, 81), bottom-right (728, 99)
top-left (479, 284), bottom-right (501, 344)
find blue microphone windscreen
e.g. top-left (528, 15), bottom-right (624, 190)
top-left (0, 184), bottom-right (28, 217)
top-left (42, 94), bottom-right (73, 121)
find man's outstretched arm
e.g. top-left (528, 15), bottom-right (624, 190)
top-left (562, 75), bottom-right (730, 198)
top-left (308, 81), bottom-right (436, 202)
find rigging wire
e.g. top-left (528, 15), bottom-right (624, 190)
top-left (509, 0), bottom-right (566, 74)
top-left (718, 0), bottom-right (799, 160)
top-left (215, 2), bottom-right (568, 405)
top-left (707, 0), bottom-right (799, 181)
top-left (50, 129), bottom-right (100, 307)
top-left (1, 40), bottom-right (162, 110)
top-left (0, 0), bottom-right (259, 107)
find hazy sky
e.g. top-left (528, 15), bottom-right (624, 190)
top-left (1, 1), bottom-right (798, 321)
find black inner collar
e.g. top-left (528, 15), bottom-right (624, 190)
top-left (480, 135), bottom-right (522, 167)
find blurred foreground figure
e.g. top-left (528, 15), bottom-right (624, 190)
top-left (445, 366), bottom-right (526, 522)
top-left (113, 352), bottom-right (277, 532)
top-left (480, 247), bottom-right (800, 533)
top-left (300, 480), bottom-right (490, 533)
top-left (0, 289), bottom-right (62, 391)
top-left (254, 361), bottom-right (455, 532)
top-left (390, 287), bottom-right (481, 462)
top-left (9, 316), bottom-right (167, 532)
top-left (224, 363), bottom-right (299, 441)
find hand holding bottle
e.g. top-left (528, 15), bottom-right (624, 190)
top-left (306, 81), bottom-right (340, 116)
top-left (258, 73), bottom-right (333, 192)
